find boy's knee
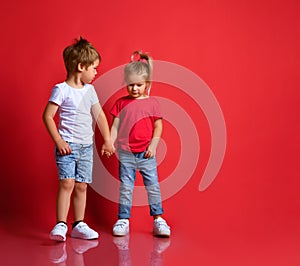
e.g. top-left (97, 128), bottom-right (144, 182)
top-left (74, 182), bottom-right (87, 193)
top-left (59, 179), bottom-right (75, 191)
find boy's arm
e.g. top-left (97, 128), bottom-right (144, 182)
top-left (42, 102), bottom-right (72, 155)
top-left (92, 103), bottom-right (114, 156)
top-left (144, 118), bottom-right (163, 158)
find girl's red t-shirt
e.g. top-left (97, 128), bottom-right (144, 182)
top-left (110, 96), bottom-right (162, 152)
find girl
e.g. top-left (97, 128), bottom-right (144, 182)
top-left (110, 51), bottom-right (170, 237)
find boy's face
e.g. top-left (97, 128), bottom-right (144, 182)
top-left (81, 59), bottom-right (100, 84)
top-left (126, 73), bottom-right (149, 99)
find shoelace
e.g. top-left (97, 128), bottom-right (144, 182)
top-left (155, 220), bottom-right (170, 230)
top-left (115, 221), bottom-right (128, 229)
top-left (76, 223), bottom-right (89, 230)
top-left (58, 223), bottom-right (67, 229)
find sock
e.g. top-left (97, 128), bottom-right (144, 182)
top-left (57, 221), bottom-right (67, 226)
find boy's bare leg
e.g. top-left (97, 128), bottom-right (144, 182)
top-left (56, 179), bottom-right (75, 222)
top-left (70, 182), bottom-right (98, 240)
top-left (72, 182), bottom-right (87, 222)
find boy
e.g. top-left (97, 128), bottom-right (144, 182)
top-left (43, 37), bottom-right (114, 241)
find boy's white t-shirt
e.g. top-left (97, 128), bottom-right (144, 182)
top-left (49, 82), bottom-right (99, 144)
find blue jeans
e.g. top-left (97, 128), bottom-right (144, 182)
top-left (118, 150), bottom-right (164, 219)
top-left (55, 143), bottom-right (93, 183)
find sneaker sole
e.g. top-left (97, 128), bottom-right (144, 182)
top-left (71, 234), bottom-right (99, 240)
top-left (113, 231), bottom-right (129, 237)
top-left (153, 231), bottom-right (171, 237)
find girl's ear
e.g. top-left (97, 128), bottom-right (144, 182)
top-left (77, 63), bottom-right (85, 72)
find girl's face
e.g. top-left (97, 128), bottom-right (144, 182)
top-left (81, 59), bottom-right (99, 84)
top-left (126, 73), bottom-right (149, 99)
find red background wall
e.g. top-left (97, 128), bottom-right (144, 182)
top-left (1, 0), bottom-right (300, 264)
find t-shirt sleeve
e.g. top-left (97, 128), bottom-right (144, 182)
top-left (49, 85), bottom-right (63, 106)
top-left (110, 99), bottom-right (121, 118)
top-left (152, 97), bottom-right (162, 120)
top-left (90, 86), bottom-right (99, 106)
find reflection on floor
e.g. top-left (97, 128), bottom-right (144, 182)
top-left (1, 225), bottom-right (172, 266)
top-left (48, 234), bottom-right (170, 266)
top-left (1, 223), bottom-right (300, 266)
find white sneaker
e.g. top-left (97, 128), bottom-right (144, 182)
top-left (71, 222), bottom-right (99, 240)
top-left (50, 222), bottom-right (68, 242)
top-left (153, 217), bottom-right (171, 237)
top-left (113, 219), bottom-right (129, 236)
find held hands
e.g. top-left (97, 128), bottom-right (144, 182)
top-left (101, 140), bottom-right (115, 158)
top-left (56, 139), bottom-right (115, 158)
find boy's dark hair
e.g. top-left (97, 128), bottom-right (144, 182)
top-left (63, 37), bottom-right (101, 78)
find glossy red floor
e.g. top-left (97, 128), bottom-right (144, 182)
top-left (1, 218), bottom-right (300, 266)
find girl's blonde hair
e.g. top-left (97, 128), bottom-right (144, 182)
top-left (124, 51), bottom-right (153, 87)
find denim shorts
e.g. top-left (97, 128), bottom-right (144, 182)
top-left (55, 142), bottom-right (93, 183)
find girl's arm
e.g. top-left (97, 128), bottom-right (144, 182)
top-left (110, 116), bottom-right (120, 147)
top-left (144, 118), bottom-right (163, 158)
top-left (42, 102), bottom-right (72, 155)
top-left (92, 103), bottom-right (115, 156)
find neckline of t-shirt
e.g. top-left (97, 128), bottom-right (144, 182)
top-left (127, 95), bottom-right (150, 100)
top-left (64, 81), bottom-right (89, 90)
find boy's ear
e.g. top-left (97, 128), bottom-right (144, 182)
top-left (77, 63), bottom-right (85, 72)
